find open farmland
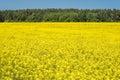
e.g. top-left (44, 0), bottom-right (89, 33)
top-left (0, 23), bottom-right (120, 80)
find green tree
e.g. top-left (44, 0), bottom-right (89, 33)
top-left (86, 13), bottom-right (98, 22)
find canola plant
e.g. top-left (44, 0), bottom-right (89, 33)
top-left (0, 23), bottom-right (120, 80)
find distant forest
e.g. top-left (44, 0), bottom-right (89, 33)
top-left (0, 9), bottom-right (120, 22)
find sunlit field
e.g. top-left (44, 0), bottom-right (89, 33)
top-left (0, 23), bottom-right (120, 80)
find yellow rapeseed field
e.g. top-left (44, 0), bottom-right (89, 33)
top-left (0, 22), bottom-right (120, 80)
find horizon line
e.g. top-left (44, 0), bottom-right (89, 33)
top-left (0, 8), bottom-right (120, 11)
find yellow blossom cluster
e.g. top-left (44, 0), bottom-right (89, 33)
top-left (0, 22), bottom-right (120, 80)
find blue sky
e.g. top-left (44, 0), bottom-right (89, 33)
top-left (0, 0), bottom-right (120, 10)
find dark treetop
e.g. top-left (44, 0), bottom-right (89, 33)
top-left (0, 9), bottom-right (120, 22)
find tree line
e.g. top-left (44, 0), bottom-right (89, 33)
top-left (0, 9), bottom-right (120, 22)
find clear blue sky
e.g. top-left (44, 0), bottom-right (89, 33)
top-left (0, 0), bottom-right (120, 10)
